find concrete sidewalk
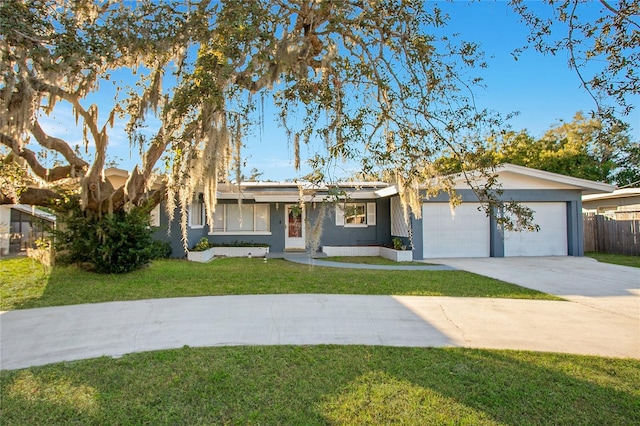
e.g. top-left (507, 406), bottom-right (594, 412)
top-left (1, 294), bottom-right (638, 370)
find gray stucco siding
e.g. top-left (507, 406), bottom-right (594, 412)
top-left (155, 198), bottom-right (392, 257)
top-left (152, 203), bottom-right (208, 258)
top-left (315, 198), bottom-right (391, 248)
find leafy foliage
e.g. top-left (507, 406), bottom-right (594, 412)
top-left (437, 112), bottom-right (639, 185)
top-left (148, 240), bottom-right (172, 260)
top-left (511, 0), bottom-right (639, 118)
top-left (2, 0), bottom-right (638, 262)
top-left (53, 198), bottom-right (154, 273)
top-left (191, 237), bottom-right (211, 252)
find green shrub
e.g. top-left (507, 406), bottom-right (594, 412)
top-left (210, 240), bottom-right (269, 248)
top-left (149, 240), bottom-right (172, 259)
top-left (192, 237), bottom-right (211, 252)
top-left (53, 198), bottom-right (155, 273)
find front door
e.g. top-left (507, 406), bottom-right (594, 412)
top-left (284, 204), bottom-right (305, 250)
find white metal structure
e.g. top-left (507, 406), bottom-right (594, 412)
top-left (504, 202), bottom-right (568, 256)
top-left (422, 203), bottom-right (490, 258)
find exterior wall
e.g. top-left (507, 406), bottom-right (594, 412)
top-left (0, 205), bottom-right (10, 256)
top-left (155, 198), bottom-right (392, 257)
top-left (316, 198), bottom-right (391, 248)
top-left (152, 203), bottom-right (209, 258)
top-left (582, 195), bottom-right (640, 213)
top-left (416, 189), bottom-right (585, 258)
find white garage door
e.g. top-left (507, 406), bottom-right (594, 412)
top-left (504, 202), bottom-right (567, 256)
top-left (422, 203), bottom-right (490, 258)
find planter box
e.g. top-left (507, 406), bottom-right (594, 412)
top-left (321, 246), bottom-right (380, 257)
top-left (379, 246), bottom-right (413, 262)
top-left (187, 246), bottom-right (269, 262)
top-left (322, 245), bottom-right (413, 262)
top-left (212, 247), bottom-right (269, 258)
top-left (187, 247), bottom-right (215, 263)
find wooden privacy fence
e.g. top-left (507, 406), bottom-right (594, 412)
top-left (583, 213), bottom-right (640, 255)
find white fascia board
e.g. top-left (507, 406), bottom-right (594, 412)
top-left (375, 186), bottom-right (399, 198)
top-left (448, 163), bottom-right (616, 195)
top-left (582, 188), bottom-right (640, 202)
top-left (11, 204), bottom-right (56, 222)
top-left (497, 163), bottom-right (616, 194)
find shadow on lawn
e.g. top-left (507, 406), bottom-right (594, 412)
top-left (1, 346), bottom-right (638, 425)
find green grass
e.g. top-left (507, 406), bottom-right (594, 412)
top-left (0, 257), bottom-right (50, 311)
top-left (325, 256), bottom-right (431, 266)
top-left (1, 346), bottom-right (638, 425)
top-left (1, 257), bottom-right (559, 310)
top-left (585, 252), bottom-right (640, 268)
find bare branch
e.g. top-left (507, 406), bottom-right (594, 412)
top-left (0, 133), bottom-right (78, 182)
top-left (0, 186), bottom-right (63, 207)
top-left (31, 121), bottom-right (90, 172)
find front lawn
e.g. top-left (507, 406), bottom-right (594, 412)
top-left (585, 252), bottom-right (640, 268)
top-left (1, 346), bottom-right (638, 425)
top-left (0, 257), bottom-right (559, 310)
top-left (324, 256), bottom-right (429, 266)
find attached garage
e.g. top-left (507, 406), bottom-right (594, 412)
top-left (422, 203), bottom-right (490, 258)
top-left (503, 202), bottom-right (568, 256)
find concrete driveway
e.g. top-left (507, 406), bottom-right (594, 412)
top-left (1, 256), bottom-right (638, 370)
top-left (425, 256), bottom-right (640, 319)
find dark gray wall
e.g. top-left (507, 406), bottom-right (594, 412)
top-left (155, 198), bottom-right (392, 257)
top-left (152, 203), bottom-right (208, 258)
top-left (316, 198), bottom-right (391, 247)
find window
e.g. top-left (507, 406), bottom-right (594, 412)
top-left (345, 204), bottom-right (366, 224)
top-left (210, 204), bottom-right (270, 234)
top-left (189, 199), bottom-right (204, 228)
top-left (336, 202), bottom-right (376, 227)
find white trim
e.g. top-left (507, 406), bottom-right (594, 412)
top-left (452, 163), bottom-right (616, 195)
top-left (150, 204), bottom-right (161, 227)
top-left (367, 202), bottom-right (376, 225)
top-left (285, 204), bottom-right (306, 249)
top-left (209, 231), bottom-right (272, 236)
top-left (336, 202), bottom-right (376, 227)
top-left (582, 188), bottom-right (639, 202)
top-left (335, 204), bottom-right (345, 226)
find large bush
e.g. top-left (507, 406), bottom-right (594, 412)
top-left (54, 199), bottom-right (155, 273)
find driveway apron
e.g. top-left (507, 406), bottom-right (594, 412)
top-left (424, 256), bottom-right (640, 319)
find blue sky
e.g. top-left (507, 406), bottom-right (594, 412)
top-left (239, 0), bottom-right (640, 180)
top-left (39, 0), bottom-right (639, 181)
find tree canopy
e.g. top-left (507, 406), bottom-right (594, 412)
top-left (437, 112), bottom-right (640, 186)
top-left (1, 0), bottom-right (638, 260)
top-left (511, 0), bottom-right (639, 119)
top-left (1, 0), bottom-right (507, 241)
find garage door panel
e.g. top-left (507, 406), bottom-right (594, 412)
top-left (504, 202), bottom-right (567, 257)
top-left (423, 203), bottom-right (490, 258)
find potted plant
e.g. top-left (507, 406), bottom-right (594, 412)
top-left (187, 237), bottom-right (215, 262)
top-left (380, 237), bottom-right (413, 262)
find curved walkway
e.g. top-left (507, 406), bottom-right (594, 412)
top-left (283, 254), bottom-right (456, 270)
top-left (1, 257), bottom-right (638, 370)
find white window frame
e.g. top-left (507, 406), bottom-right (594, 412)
top-left (189, 199), bottom-right (205, 229)
top-left (336, 202), bottom-right (376, 227)
top-left (209, 204), bottom-right (271, 235)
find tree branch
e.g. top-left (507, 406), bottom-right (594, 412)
top-left (0, 186), bottom-right (63, 207)
top-left (31, 120), bottom-right (89, 172)
top-left (0, 133), bottom-right (78, 182)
